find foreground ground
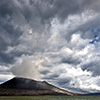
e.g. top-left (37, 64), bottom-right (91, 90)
top-left (0, 96), bottom-right (100, 100)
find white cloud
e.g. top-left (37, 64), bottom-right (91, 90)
top-left (11, 55), bottom-right (40, 80)
top-left (0, 65), bottom-right (14, 84)
top-left (1, 0), bottom-right (100, 94)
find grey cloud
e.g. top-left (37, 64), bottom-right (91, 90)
top-left (61, 55), bottom-right (81, 65)
top-left (43, 73), bottom-right (59, 80)
top-left (0, 0), bottom-right (24, 64)
top-left (82, 57), bottom-right (100, 76)
top-left (0, 0), bottom-right (98, 65)
top-left (0, 51), bottom-right (14, 64)
top-left (1, 0), bottom-right (100, 94)
top-left (40, 70), bottom-right (50, 75)
top-left (79, 0), bottom-right (100, 12)
top-left (55, 78), bottom-right (71, 86)
top-left (74, 16), bottom-right (100, 39)
top-left (53, 0), bottom-right (80, 21)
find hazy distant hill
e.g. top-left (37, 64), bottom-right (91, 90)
top-left (88, 93), bottom-right (100, 96)
top-left (0, 77), bottom-right (79, 96)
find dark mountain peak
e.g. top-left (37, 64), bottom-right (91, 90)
top-left (11, 77), bottom-right (37, 83)
top-left (0, 77), bottom-right (48, 90)
top-left (0, 77), bottom-right (80, 96)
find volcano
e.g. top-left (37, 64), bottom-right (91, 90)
top-left (0, 77), bottom-right (79, 96)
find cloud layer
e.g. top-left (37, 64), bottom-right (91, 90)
top-left (1, 0), bottom-right (100, 93)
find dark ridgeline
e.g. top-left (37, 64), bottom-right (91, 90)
top-left (0, 77), bottom-right (80, 96)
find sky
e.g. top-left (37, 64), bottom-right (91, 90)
top-left (1, 0), bottom-right (100, 94)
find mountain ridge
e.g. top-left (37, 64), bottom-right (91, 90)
top-left (0, 77), bottom-right (80, 96)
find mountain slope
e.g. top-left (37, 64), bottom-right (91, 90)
top-left (0, 77), bottom-right (79, 96)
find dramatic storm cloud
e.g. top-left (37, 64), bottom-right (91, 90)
top-left (1, 0), bottom-right (100, 93)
